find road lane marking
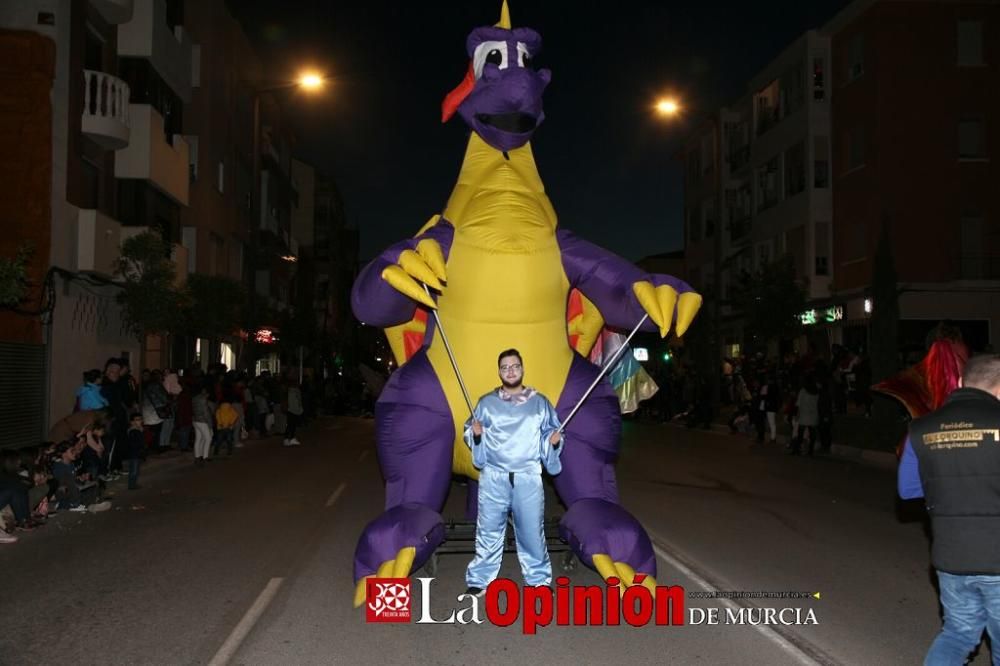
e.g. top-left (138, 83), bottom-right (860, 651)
top-left (208, 577), bottom-right (284, 666)
top-left (650, 533), bottom-right (836, 666)
top-left (326, 482), bottom-right (347, 508)
top-left (358, 449), bottom-right (370, 462)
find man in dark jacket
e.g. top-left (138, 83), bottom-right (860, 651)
top-left (100, 358), bottom-right (129, 472)
top-left (897, 353), bottom-right (1000, 664)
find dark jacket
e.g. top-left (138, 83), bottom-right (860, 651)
top-left (125, 428), bottom-right (145, 460)
top-left (909, 387), bottom-right (1000, 574)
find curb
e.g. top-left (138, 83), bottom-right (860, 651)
top-left (664, 421), bottom-right (897, 470)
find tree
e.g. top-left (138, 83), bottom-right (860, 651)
top-left (181, 274), bottom-right (246, 340)
top-left (115, 231), bottom-right (181, 341)
top-left (730, 254), bottom-right (807, 356)
top-left (0, 244), bottom-right (33, 307)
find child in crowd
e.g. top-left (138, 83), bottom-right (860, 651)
top-left (53, 440), bottom-right (111, 513)
top-left (192, 383), bottom-right (213, 465)
top-left (214, 400), bottom-right (238, 456)
top-left (125, 413), bottom-right (145, 490)
top-left (76, 369), bottom-right (109, 411)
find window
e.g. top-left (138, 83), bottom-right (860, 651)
top-left (815, 222), bottom-right (830, 276)
top-left (814, 136), bottom-right (829, 187)
top-left (957, 20), bottom-right (984, 66)
top-left (756, 156), bottom-right (780, 211)
top-left (782, 60), bottom-right (805, 116)
top-left (725, 121), bottom-right (750, 169)
top-left (229, 241), bottom-right (243, 281)
top-left (755, 79), bottom-right (780, 135)
top-left (845, 128), bottom-right (865, 171)
top-left (958, 118), bottom-right (986, 159)
top-left (812, 56), bottom-right (825, 101)
top-left (846, 33), bottom-right (864, 82)
top-left (784, 142), bottom-right (806, 198)
top-left (209, 233), bottom-right (224, 276)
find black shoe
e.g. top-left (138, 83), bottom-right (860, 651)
top-left (464, 587), bottom-right (485, 597)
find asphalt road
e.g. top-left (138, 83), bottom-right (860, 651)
top-left (0, 416), bottom-right (989, 665)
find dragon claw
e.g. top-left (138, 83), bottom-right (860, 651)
top-left (353, 546), bottom-right (418, 608)
top-left (675, 291), bottom-right (703, 337)
top-left (632, 281), bottom-right (665, 333)
top-left (381, 264), bottom-right (437, 309)
top-left (398, 249), bottom-right (443, 291)
top-left (633, 281), bottom-right (703, 338)
top-left (416, 238), bottom-right (448, 283)
top-left (591, 554), bottom-right (656, 597)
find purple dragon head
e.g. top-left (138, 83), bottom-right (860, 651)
top-left (441, 5), bottom-right (552, 152)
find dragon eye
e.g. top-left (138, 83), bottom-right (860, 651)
top-left (516, 42), bottom-right (534, 69)
top-left (473, 41), bottom-right (508, 79)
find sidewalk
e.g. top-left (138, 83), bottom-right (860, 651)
top-left (693, 405), bottom-right (900, 470)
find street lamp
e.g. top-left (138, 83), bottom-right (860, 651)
top-left (655, 97), bottom-right (681, 117)
top-left (655, 94), bottom-right (724, 419)
top-left (246, 72), bottom-right (328, 363)
top-left (298, 71), bottom-right (325, 91)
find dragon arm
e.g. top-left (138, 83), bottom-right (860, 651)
top-left (557, 228), bottom-right (701, 337)
top-left (350, 219), bottom-right (455, 328)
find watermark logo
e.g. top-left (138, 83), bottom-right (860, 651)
top-left (366, 578), bottom-right (411, 623)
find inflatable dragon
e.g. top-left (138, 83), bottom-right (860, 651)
top-left (350, 2), bottom-right (702, 605)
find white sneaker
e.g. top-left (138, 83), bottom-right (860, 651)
top-left (290, 438), bottom-right (301, 445)
top-left (283, 439), bottom-right (291, 446)
top-left (68, 505), bottom-right (87, 513)
top-left (0, 531), bottom-right (18, 544)
top-left (88, 501), bottom-right (112, 513)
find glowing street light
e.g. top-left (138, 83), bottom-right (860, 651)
top-left (298, 71), bottom-right (325, 91)
top-left (655, 97), bottom-right (681, 117)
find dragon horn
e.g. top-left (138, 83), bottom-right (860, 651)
top-left (496, 0), bottom-right (511, 29)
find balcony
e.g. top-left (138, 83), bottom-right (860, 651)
top-left (81, 70), bottom-right (130, 149)
top-left (728, 145), bottom-right (750, 171)
top-left (77, 209), bottom-right (122, 276)
top-left (91, 0), bottom-right (134, 24)
top-left (117, 0), bottom-right (195, 102)
top-left (114, 104), bottom-right (190, 205)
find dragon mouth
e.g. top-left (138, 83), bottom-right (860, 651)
top-left (475, 112), bottom-right (537, 134)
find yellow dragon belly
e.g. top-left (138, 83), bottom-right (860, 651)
top-left (426, 135), bottom-right (573, 478)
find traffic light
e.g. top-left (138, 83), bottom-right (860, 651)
top-left (662, 350), bottom-right (672, 362)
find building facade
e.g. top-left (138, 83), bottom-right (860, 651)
top-left (826, 0), bottom-right (1000, 356)
top-left (683, 0), bottom-right (999, 360)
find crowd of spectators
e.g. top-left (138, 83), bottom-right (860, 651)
top-left (639, 344), bottom-right (878, 455)
top-left (0, 356), bottom-right (311, 545)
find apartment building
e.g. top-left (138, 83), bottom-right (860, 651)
top-left (0, 0), bottom-right (196, 434)
top-left (683, 0), bottom-right (999, 359)
top-left (825, 0), bottom-right (1000, 354)
top-left (684, 30), bottom-right (833, 357)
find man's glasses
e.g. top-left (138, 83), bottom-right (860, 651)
top-left (500, 364), bottom-right (522, 372)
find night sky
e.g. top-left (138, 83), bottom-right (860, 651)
top-left (232, 1), bottom-right (850, 262)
